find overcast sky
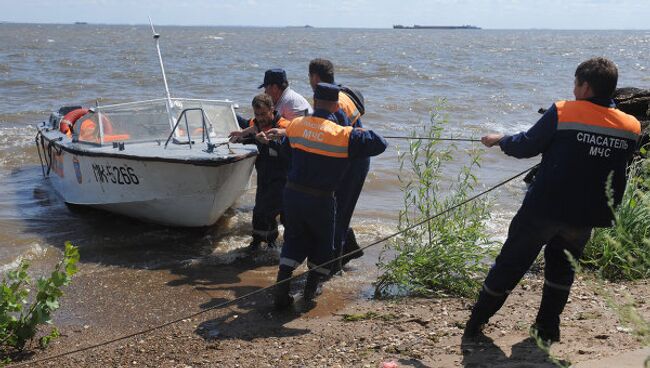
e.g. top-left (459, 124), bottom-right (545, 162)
top-left (1, 0), bottom-right (648, 30)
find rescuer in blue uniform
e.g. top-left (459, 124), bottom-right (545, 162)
top-left (464, 58), bottom-right (641, 343)
top-left (229, 94), bottom-right (291, 251)
top-left (267, 83), bottom-right (387, 309)
top-left (308, 58), bottom-right (369, 275)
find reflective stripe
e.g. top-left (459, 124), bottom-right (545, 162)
top-left (280, 257), bottom-right (301, 269)
top-left (483, 283), bottom-right (508, 296)
top-left (349, 109), bottom-right (360, 121)
top-left (289, 136), bottom-right (349, 154)
top-left (308, 262), bottom-right (330, 275)
top-left (557, 121), bottom-right (640, 140)
top-left (339, 92), bottom-right (360, 125)
top-left (544, 278), bottom-right (572, 291)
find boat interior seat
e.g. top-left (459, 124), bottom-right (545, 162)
top-left (76, 116), bottom-right (131, 143)
top-left (102, 134), bottom-right (131, 143)
top-left (176, 127), bottom-right (205, 137)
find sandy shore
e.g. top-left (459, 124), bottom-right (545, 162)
top-left (9, 250), bottom-right (649, 368)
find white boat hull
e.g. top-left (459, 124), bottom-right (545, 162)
top-left (43, 139), bottom-right (256, 227)
top-left (37, 98), bottom-right (258, 227)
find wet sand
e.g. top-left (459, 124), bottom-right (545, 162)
top-left (11, 244), bottom-right (649, 368)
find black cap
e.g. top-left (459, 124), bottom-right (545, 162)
top-left (314, 82), bottom-right (340, 102)
top-left (258, 69), bottom-right (288, 88)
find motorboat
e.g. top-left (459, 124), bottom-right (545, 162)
top-left (35, 99), bottom-right (257, 227)
top-left (33, 22), bottom-right (257, 227)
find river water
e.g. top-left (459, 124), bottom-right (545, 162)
top-left (1, 23), bottom-right (649, 274)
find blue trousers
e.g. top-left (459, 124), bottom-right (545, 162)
top-left (279, 188), bottom-right (336, 276)
top-left (483, 207), bottom-right (592, 296)
top-left (333, 157), bottom-right (370, 255)
top-left (252, 174), bottom-right (285, 243)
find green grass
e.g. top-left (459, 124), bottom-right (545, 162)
top-left (582, 155), bottom-right (650, 281)
top-left (375, 100), bottom-right (497, 299)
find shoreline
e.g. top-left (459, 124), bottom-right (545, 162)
top-left (12, 251), bottom-right (649, 367)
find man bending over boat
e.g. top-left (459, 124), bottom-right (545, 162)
top-left (229, 94), bottom-right (291, 252)
top-left (236, 68), bottom-right (312, 128)
top-left (259, 68), bottom-right (313, 120)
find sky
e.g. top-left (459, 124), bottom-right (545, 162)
top-left (0, 0), bottom-right (649, 30)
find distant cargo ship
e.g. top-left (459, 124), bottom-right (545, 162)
top-left (393, 24), bottom-right (481, 30)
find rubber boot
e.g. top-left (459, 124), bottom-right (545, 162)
top-left (273, 267), bottom-right (294, 310)
top-left (341, 228), bottom-right (363, 266)
top-left (329, 247), bottom-right (343, 277)
top-left (463, 289), bottom-right (508, 339)
top-left (533, 284), bottom-right (569, 343)
top-left (246, 235), bottom-right (263, 254)
top-left (303, 270), bottom-right (325, 303)
top-left (266, 229), bottom-right (279, 249)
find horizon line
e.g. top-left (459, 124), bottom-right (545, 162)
top-left (1, 21), bottom-right (649, 31)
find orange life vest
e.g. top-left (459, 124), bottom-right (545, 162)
top-left (249, 116), bottom-right (290, 132)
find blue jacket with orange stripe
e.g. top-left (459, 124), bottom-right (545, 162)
top-left (499, 97), bottom-right (640, 227)
top-left (284, 108), bottom-right (387, 192)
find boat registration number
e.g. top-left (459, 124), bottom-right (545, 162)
top-left (92, 164), bottom-right (140, 185)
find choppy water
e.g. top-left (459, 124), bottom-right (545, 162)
top-left (1, 23), bottom-right (649, 269)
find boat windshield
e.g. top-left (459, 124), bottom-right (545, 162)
top-left (73, 99), bottom-right (238, 145)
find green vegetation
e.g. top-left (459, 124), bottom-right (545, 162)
top-left (579, 150), bottom-right (650, 367)
top-left (1, 242), bottom-right (79, 357)
top-left (375, 100), bottom-right (497, 298)
top-left (582, 154), bottom-right (650, 281)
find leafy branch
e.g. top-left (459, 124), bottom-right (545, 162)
top-left (1, 242), bottom-right (79, 357)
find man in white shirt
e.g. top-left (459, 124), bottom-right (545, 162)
top-left (259, 69), bottom-right (313, 120)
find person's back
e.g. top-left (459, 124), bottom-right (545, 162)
top-left (276, 87), bottom-right (313, 120)
top-left (284, 112), bottom-right (379, 191)
top-left (521, 98), bottom-right (640, 226)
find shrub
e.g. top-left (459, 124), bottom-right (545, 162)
top-left (375, 100), bottom-right (497, 298)
top-left (582, 155), bottom-right (650, 281)
top-left (1, 242), bottom-right (79, 355)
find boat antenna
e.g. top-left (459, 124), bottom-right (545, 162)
top-left (149, 17), bottom-right (176, 133)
